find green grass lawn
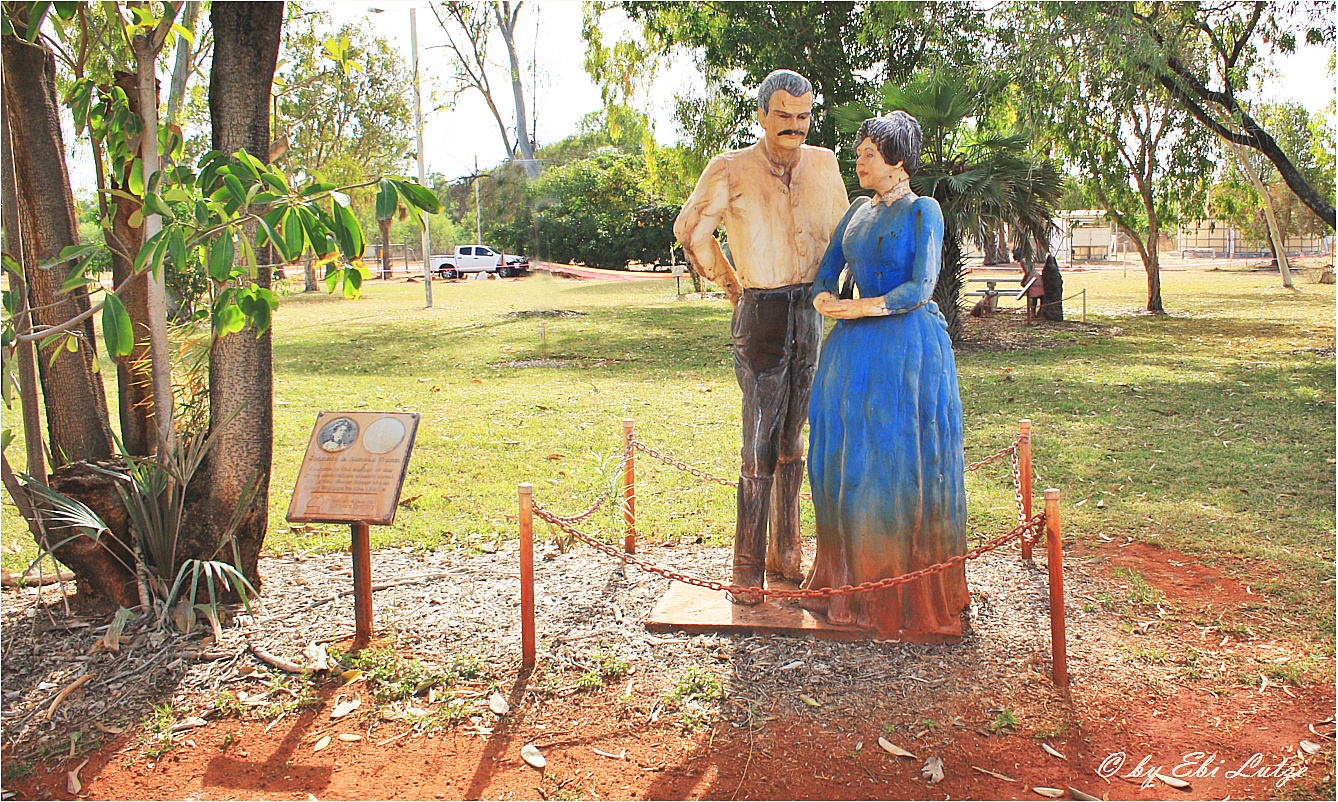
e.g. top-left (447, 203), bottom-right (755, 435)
top-left (4, 264), bottom-right (1334, 641)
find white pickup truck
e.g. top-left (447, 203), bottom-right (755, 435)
top-left (432, 245), bottom-right (529, 279)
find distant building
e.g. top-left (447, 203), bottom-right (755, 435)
top-left (1051, 210), bottom-right (1117, 262)
top-left (1174, 219), bottom-right (1330, 258)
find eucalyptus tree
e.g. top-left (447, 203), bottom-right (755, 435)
top-left (833, 73), bottom-right (1063, 339)
top-left (1005, 3), bottom-right (1216, 314)
top-left (429, 0), bottom-right (538, 177)
top-left (1084, 1), bottom-right (1335, 230)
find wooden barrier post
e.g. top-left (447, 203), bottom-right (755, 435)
top-left (518, 483), bottom-right (536, 668)
top-left (622, 417), bottom-right (636, 554)
top-left (1045, 488), bottom-right (1068, 687)
top-left (351, 522), bottom-right (373, 650)
top-left (1019, 419), bottom-right (1034, 561)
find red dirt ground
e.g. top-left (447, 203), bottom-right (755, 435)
top-left (5, 543), bottom-right (1334, 801)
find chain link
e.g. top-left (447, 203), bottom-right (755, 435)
top-left (531, 500), bottom-right (1045, 600)
top-left (527, 432), bottom-right (1040, 599)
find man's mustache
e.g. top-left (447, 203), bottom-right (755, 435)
top-left (780, 129), bottom-right (807, 137)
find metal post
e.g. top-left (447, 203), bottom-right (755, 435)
top-left (351, 522), bottom-right (373, 649)
top-left (1019, 419), bottom-right (1033, 561)
top-left (410, 8), bottom-right (432, 308)
top-left (622, 418), bottom-right (636, 554)
top-left (518, 483), bottom-right (535, 668)
top-left (1082, 288), bottom-right (1087, 323)
top-left (1045, 488), bottom-right (1068, 687)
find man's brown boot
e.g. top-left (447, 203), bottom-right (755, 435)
top-left (728, 476), bottom-right (771, 605)
top-left (766, 459), bottom-right (806, 583)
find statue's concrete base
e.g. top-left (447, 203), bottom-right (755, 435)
top-left (644, 578), bottom-right (874, 642)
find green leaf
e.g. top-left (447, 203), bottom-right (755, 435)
top-left (299, 181), bottom-right (338, 197)
top-left (127, 158), bottom-right (144, 196)
top-left (293, 206), bottom-right (332, 257)
top-left (24, 1), bottom-right (51, 41)
top-left (325, 265), bottom-right (340, 294)
top-left (343, 265), bottom-right (363, 299)
top-left (212, 301), bottom-right (245, 337)
top-left (101, 293), bottom-right (134, 357)
top-left (59, 250), bottom-right (99, 292)
top-left (330, 199), bottom-right (364, 259)
top-left (38, 244), bottom-right (99, 271)
top-left (261, 171), bottom-right (289, 194)
top-left (375, 179), bottom-right (397, 222)
top-left (390, 179), bottom-right (443, 215)
top-left (132, 229), bottom-right (168, 273)
top-left (283, 209), bottom-right (305, 260)
top-left (223, 174), bottom-right (248, 207)
top-left (142, 192), bottom-right (174, 221)
top-left (233, 150), bottom-right (265, 182)
top-left (256, 209), bottom-right (292, 263)
top-left (208, 232), bottom-right (236, 281)
top-left (1, 428), bottom-right (13, 453)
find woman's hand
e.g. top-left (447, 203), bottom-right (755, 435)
top-left (814, 292), bottom-right (890, 319)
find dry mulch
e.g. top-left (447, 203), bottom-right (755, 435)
top-left (3, 519), bottom-right (1334, 800)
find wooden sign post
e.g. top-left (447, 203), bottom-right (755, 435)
top-left (287, 411), bottom-right (420, 649)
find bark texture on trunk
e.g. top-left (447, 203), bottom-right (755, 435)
top-left (181, 1), bottom-right (285, 592)
top-left (108, 71), bottom-right (155, 458)
top-left (2, 34), bottom-right (114, 468)
top-left (46, 459), bottom-right (140, 609)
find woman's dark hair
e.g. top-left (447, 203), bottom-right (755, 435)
top-left (854, 111), bottom-right (921, 176)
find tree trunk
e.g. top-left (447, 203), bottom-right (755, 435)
top-left (934, 219), bottom-right (965, 343)
top-left (182, 1), bottom-right (285, 593)
top-left (1, 33), bottom-right (114, 468)
top-left (108, 72), bottom-right (156, 458)
top-left (0, 71), bottom-right (47, 488)
top-left (982, 224), bottom-right (1008, 265)
top-left (495, 1), bottom-right (538, 179)
top-left (1143, 216), bottom-right (1164, 314)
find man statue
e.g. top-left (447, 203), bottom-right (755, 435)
top-left (673, 69), bottom-right (849, 604)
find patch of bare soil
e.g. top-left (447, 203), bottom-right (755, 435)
top-left (3, 536), bottom-right (1334, 801)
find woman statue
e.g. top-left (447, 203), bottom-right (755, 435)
top-left (801, 112), bottom-right (969, 641)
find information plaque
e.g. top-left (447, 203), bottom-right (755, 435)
top-left (287, 411), bottom-right (420, 526)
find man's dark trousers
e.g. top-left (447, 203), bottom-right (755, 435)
top-left (729, 284), bottom-right (821, 602)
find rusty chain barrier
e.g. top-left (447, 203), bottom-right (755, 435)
top-left (518, 418), bottom-right (1067, 686)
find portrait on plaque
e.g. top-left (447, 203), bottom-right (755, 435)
top-left (319, 417), bottom-right (359, 452)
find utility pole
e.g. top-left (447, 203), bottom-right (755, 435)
top-left (411, 8), bottom-right (432, 308)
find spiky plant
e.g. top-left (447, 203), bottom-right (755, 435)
top-left (834, 71), bottom-right (1063, 339)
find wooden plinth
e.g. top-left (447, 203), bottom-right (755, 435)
top-left (645, 578), bottom-right (875, 642)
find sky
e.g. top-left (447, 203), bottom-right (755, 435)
top-left (337, 0), bottom-right (1337, 183)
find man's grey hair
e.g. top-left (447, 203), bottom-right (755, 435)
top-left (854, 111), bottom-right (922, 176)
top-left (757, 69), bottom-right (813, 113)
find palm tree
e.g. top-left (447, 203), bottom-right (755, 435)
top-left (834, 72), bottom-right (1062, 339)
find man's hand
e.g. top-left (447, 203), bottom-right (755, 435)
top-left (813, 292), bottom-right (888, 319)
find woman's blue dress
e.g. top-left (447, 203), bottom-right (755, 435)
top-left (801, 194), bottom-right (969, 641)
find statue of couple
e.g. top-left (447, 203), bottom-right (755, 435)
top-left (675, 69), bottom-right (968, 643)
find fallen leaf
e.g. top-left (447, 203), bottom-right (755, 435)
top-left (970, 765), bottom-right (1017, 782)
top-left (397, 494), bottom-right (422, 506)
top-left (878, 737), bottom-right (916, 758)
top-left (1095, 498), bottom-right (1106, 508)
top-left (1041, 742), bottom-right (1066, 760)
top-left (340, 669), bottom-right (364, 686)
top-left (1032, 788), bottom-right (1065, 798)
top-left (591, 746), bottom-right (626, 760)
top-left (313, 735), bottom-right (331, 752)
top-left (302, 643), bottom-right (339, 673)
top-left (921, 756), bottom-right (945, 783)
top-left (489, 691), bottom-right (510, 715)
top-left (798, 694), bottom-right (820, 707)
top-left (1156, 772), bottom-right (1191, 789)
top-left (306, 795), bottom-right (319, 802)
top-left (170, 716), bottom-right (208, 732)
top-left (521, 743), bottom-right (546, 769)
top-left (1300, 739), bottom-right (1324, 754)
top-left (545, 454), bottom-right (564, 461)
top-left (93, 721), bottom-right (126, 735)
top-left (779, 660), bottom-right (804, 671)
top-left (330, 694), bottom-right (361, 720)
top-left (338, 733), bottom-right (362, 742)
top-left (1067, 788), bottom-right (1102, 801)
top-left (66, 758), bottom-right (89, 795)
